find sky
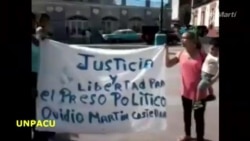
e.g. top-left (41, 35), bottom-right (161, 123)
top-left (114, 0), bottom-right (179, 19)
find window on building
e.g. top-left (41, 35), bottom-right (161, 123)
top-left (66, 16), bottom-right (88, 38)
top-left (129, 17), bottom-right (142, 32)
top-left (192, 13), bottom-right (195, 25)
top-left (194, 14), bottom-right (198, 25)
top-left (87, 0), bottom-right (100, 3)
top-left (150, 0), bottom-right (169, 8)
top-left (102, 0), bottom-right (122, 5)
top-left (126, 0), bottom-right (146, 7)
top-left (201, 11), bottom-right (205, 25)
top-left (102, 17), bottom-right (118, 33)
top-left (103, 20), bottom-right (118, 33)
top-left (209, 8), bottom-right (215, 25)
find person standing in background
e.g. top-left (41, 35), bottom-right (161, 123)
top-left (85, 29), bottom-right (91, 43)
top-left (36, 13), bottom-right (51, 40)
top-left (32, 12), bottom-right (55, 141)
top-left (31, 12), bottom-right (39, 125)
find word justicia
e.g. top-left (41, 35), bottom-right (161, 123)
top-left (16, 120), bottom-right (56, 127)
top-left (76, 53), bottom-right (154, 72)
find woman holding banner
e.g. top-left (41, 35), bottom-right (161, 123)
top-left (165, 31), bottom-right (209, 141)
top-left (36, 13), bottom-right (51, 40)
top-left (32, 13), bottom-right (55, 141)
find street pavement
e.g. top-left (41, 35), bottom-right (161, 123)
top-left (53, 44), bottom-right (218, 141)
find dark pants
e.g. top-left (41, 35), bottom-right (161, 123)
top-left (32, 72), bottom-right (55, 141)
top-left (182, 96), bottom-right (206, 141)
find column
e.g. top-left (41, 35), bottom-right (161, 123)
top-left (122, 0), bottom-right (126, 6)
top-left (83, 22), bottom-right (85, 34)
top-left (75, 20), bottom-right (78, 36)
top-left (146, 0), bottom-right (150, 7)
top-left (68, 21), bottom-right (72, 35)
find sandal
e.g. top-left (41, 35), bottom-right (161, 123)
top-left (193, 101), bottom-right (203, 110)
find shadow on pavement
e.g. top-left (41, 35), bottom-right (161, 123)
top-left (189, 138), bottom-right (212, 141)
top-left (51, 134), bottom-right (212, 141)
top-left (52, 133), bottom-right (79, 141)
top-left (168, 43), bottom-right (181, 47)
top-left (169, 52), bottom-right (177, 55)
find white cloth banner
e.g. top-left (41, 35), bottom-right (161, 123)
top-left (36, 40), bottom-right (167, 134)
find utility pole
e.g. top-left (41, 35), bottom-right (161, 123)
top-left (159, 0), bottom-right (164, 32)
top-left (154, 0), bottom-right (167, 45)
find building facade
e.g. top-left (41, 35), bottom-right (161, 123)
top-left (32, 0), bottom-right (172, 42)
top-left (190, 0), bottom-right (219, 37)
top-left (178, 0), bottom-right (192, 26)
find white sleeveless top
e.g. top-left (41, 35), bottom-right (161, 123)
top-left (201, 53), bottom-right (219, 75)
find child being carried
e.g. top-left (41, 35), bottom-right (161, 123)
top-left (193, 38), bottom-right (219, 110)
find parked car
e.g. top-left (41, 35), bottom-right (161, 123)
top-left (102, 29), bottom-right (142, 43)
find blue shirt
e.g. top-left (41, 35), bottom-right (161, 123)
top-left (32, 43), bottom-right (40, 72)
top-left (179, 27), bottom-right (187, 35)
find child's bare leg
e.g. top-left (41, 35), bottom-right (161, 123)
top-left (193, 80), bottom-right (206, 110)
top-left (208, 86), bottom-right (214, 95)
top-left (197, 79), bottom-right (208, 100)
top-left (206, 85), bottom-right (216, 101)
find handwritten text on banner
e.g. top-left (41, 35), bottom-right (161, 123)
top-left (36, 40), bottom-right (167, 134)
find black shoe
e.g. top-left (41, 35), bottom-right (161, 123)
top-left (196, 137), bottom-right (205, 141)
top-left (205, 95), bottom-right (216, 102)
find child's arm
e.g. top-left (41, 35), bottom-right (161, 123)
top-left (210, 59), bottom-right (219, 85)
top-left (36, 27), bottom-right (49, 40)
top-left (210, 71), bottom-right (219, 85)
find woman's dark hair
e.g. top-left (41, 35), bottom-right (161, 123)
top-left (185, 31), bottom-right (202, 49)
top-left (32, 13), bottom-right (39, 45)
top-left (210, 37), bottom-right (219, 48)
top-left (196, 40), bottom-right (202, 49)
top-left (39, 13), bottom-right (50, 23)
top-left (32, 12), bottom-right (36, 21)
top-left (32, 13), bottom-right (36, 34)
